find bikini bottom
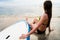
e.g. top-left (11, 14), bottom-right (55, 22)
top-left (37, 30), bottom-right (45, 34)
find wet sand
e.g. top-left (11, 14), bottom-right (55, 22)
top-left (0, 16), bottom-right (60, 40)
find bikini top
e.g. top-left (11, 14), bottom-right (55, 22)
top-left (37, 16), bottom-right (48, 27)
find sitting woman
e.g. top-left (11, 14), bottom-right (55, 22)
top-left (20, 0), bottom-right (53, 39)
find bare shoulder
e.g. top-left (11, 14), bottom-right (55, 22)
top-left (41, 13), bottom-right (48, 19)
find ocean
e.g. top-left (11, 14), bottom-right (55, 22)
top-left (0, 4), bottom-right (60, 17)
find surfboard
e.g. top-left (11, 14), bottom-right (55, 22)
top-left (0, 20), bottom-right (30, 40)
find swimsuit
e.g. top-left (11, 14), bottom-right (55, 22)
top-left (37, 16), bottom-right (48, 34)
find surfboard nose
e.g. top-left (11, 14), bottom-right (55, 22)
top-left (0, 20), bottom-right (30, 40)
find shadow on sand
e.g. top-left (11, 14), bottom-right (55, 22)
top-left (33, 32), bottom-right (51, 40)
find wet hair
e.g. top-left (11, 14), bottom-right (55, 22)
top-left (44, 1), bottom-right (52, 27)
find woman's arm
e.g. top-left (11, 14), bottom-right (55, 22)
top-left (20, 15), bottom-right (46, 39)
top-left (48, 25), bottom-right (54, 32)
top-left (27, 15), bottom-right (46, 36)
top-left (48, 25), bottom-right (51, 32)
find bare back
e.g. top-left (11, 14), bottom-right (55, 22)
top-left (38, 13), bottom-right (48, 32)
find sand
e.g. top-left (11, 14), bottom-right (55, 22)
top-left (0, 16), bottom-right (60, 40)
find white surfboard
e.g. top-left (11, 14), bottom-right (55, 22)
top-left (0, 20), bottom-right (30, 40)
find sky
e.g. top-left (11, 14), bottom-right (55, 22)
top-left (0, 0), bottom-right (42, 7)
top-left (0, 0), bottom-right (60, 7)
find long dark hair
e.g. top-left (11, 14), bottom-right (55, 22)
top-left (44, 1), bottom-right (52, 27)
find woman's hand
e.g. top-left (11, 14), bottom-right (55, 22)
top-left (19, 34), bottom-right (28, 39)
top-left (49, 29), bottom-right (54, 33)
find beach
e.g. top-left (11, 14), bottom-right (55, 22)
top-left (30, 17), bottom-right (60, 40)
top-left (0, 0), bottom-right (60, 40)
top-left (0, 16), bottom-right (60, 40)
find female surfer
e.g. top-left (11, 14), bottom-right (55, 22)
top-left (20, 0), bottom-right (53, 39)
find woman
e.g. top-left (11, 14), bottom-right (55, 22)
top-left (20, 0), bottom-right (53, 39)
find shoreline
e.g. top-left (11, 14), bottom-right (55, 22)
top-left (0, 16), bottom-right (60, 40)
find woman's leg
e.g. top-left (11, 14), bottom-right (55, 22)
top-left (30, 18), bottom-right (39, 29)
top-left (26, 17), bottom-right (38, 29)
